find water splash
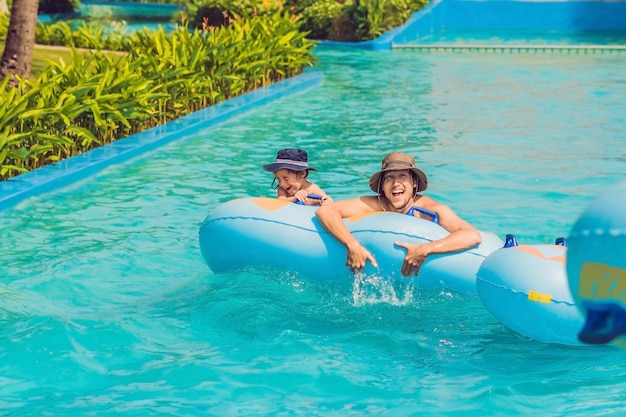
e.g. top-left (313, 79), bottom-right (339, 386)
top-left (351, 272), bottom-right (415, 307)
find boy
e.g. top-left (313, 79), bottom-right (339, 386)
top-left (263, 148), bottom-right (332, 206)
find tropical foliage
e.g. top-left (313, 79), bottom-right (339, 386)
top-left (34, 0), bottom-right (429, 42)
top-left (184, 0), bottom-right (429, 41)
top-left (0, 12), bottom-right (315, 180)
top-left (0, 0), bottom-right (429, 180)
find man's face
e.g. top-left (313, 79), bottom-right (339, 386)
top-left (382, 169), bottom-right (415, 211)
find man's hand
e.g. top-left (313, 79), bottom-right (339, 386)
top-left (395, 241), bottom-right (429, 276)
top-left (346, 242), bottom-right (378, 274)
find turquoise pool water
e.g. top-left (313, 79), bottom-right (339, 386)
top-left (1, 48), bottom-right (626, 415)
top-left (38, 2), bottom-right (180, 34)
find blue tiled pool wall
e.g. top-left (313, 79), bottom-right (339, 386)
top-left (390, 0), bottom-right (626, 46)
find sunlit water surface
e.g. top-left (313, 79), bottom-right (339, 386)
top-left (1, 48), bottom-right (625, 416)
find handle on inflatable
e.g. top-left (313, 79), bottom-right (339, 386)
top-left (504, 234), bottom-right (518, 248)
top-left (503, 234), bottom-right (568, 248)
top-left (578, 301), bottom-right (626, 344)
top-left (294, 194), bottom-right (324, 205)
top-left (406, 206), bottom-right (439, 224)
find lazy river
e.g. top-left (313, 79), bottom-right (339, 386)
top-left (1, 47), bottom-right (626, 415)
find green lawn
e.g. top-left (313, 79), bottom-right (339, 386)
top-left (1, 44), bottom-right (120, 78)
top-left (30, 45), bottom-right (77, 76)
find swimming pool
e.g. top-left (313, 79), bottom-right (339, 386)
top-left (37, 1), bottom-right (181, 34)
top-left (1, 47), bottom-right (625, 415)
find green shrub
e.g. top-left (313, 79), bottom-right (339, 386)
top-left (183, 0), bottom-right (428, 42)
top-left (0, 13), bottom-right (8, 41)
top-left (300, 0), bottom-right (347, 40)
top-left (35, 20), bottom-right (132, 50)
top-left (284, 0), bottom-right (319, 14)
top-left (350, 0), bottom-right (428, 40)
top-left (328, 9), bottom-right (359, 41)
top-left (184, 0), bottom-right (272, 29)
top-left (1, 13), bottom-right (316, 180)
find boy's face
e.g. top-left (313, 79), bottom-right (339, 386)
top-left (274, 169), bottom-right (302, 195)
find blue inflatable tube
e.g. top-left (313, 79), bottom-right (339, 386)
top-left (477, 240), bottom-right (585, 345)
top-left (199, 197), bottom-right (503, 293)
top-left (567, 181), bottom-right (626, 346)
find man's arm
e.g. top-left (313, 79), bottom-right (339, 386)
top-left (422, 200), bottom-right (482, 252)
top-left (396, 199), bottom-right (482, 276)
top-left (315, 197), bottom-right (379, 271)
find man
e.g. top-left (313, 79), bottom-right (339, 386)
top-left (315, 152), bottom-right (482, 276)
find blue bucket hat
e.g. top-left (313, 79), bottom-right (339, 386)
top-left (263, 148), bottom-right (317, 173)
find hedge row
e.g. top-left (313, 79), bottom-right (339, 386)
top-left (0, 12), bottom-right (315, 180)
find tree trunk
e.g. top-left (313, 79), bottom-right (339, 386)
top-left (0, 0), bottom-right (39, 87)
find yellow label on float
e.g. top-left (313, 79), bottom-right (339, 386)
top-left (528, 291), bottom-right (552, 303)
top-left (579, 263), bottom-right (626, 302)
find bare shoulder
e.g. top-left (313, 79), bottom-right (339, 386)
top-left (416, 194), bottom-right (438, 209)
top-left (421, 197), bottom-right (460, 219)
top-left (423, 197), bottom-right (477, 232)
top-left (306, 183), bottom-right (329, 196)
top-left (357, 195), bottom-right (381, 208)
